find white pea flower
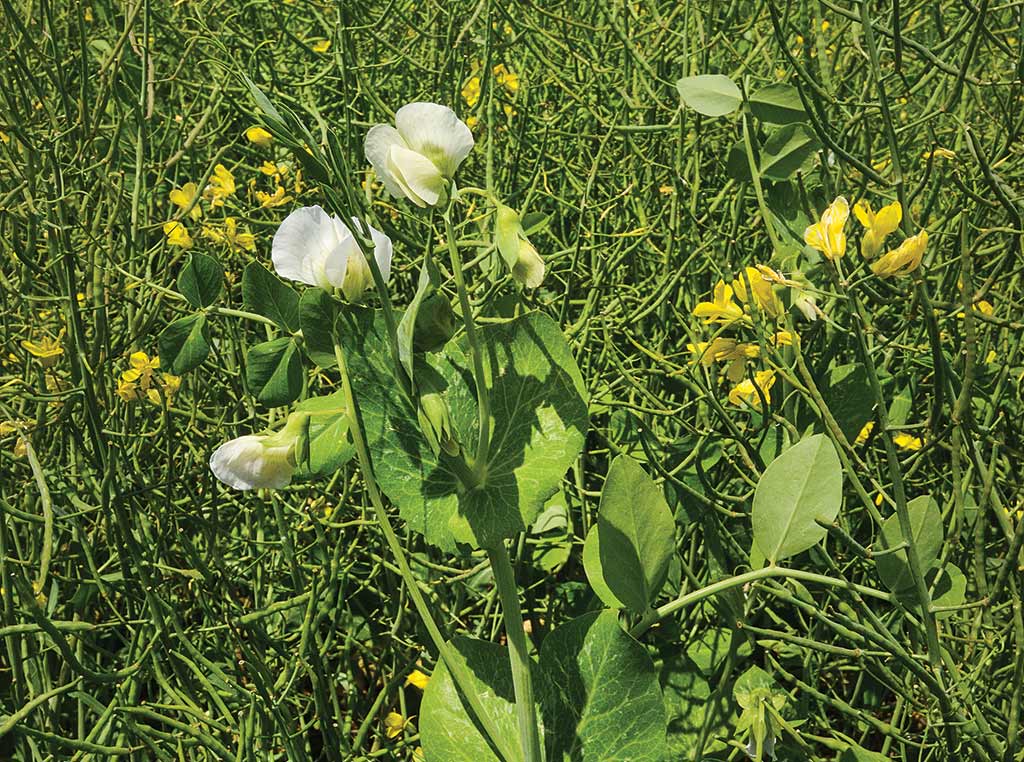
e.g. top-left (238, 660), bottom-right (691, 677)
top-left (494, 204), bottom-right (545, 289)
top-left (210, 413), bottom-right (307, 491)
top-left (364, 102), bottom-right (474, 208)
top-left (272, 206), bottom-right (392, 301)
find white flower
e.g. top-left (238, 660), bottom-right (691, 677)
top-left (209, 413), bottom-right (308, 491)
top-left (272, 206), bottom-right (392, 301)
top-left (364, 102), bottom-right (474, 207)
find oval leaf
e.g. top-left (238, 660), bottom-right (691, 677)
top-left (749, 83), bottom-right (807, 124)
top-left (752, 434), bottom-right (842, 563)
top-left (158, 313), bottom-right (210, 375)
top-left (242, 262), bottom-right (299, 332)
top-left (676, 74), bottom-right (742, 117)
top-left (583, 454), bottom-right (675, 612)
top-left (177, 252), bottom-right (223, 308)
top-left (298, 288), bottom-right (340, 369)
top-left (875, 495), bottom-right (942, 593)
top-left (759, 123), bottom-right (821, 180)
top-left (246, 337), bottom-right (303, 407)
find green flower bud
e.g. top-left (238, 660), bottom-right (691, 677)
top-left (494, 204), bottom-right (545, 289)
top-left (415, 365), bottom-right (459, 457)
top-left (413, 293), bottom-right (457, 352)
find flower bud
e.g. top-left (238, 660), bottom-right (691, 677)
top-left (415, 366), bottom-right (459, 457)
top-left (210, 412), bottom-right (309, 490)
top-left (494, 204), bottom-right (545, 289)
top-left (413, 294), bottom-right (457, 352)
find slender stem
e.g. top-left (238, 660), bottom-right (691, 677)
top-left (333, 341), bottom-right (513, 760)
top-left (443, 196), bottom-right (491, 477)
top-left (488, 543), bottom-right (543, 762)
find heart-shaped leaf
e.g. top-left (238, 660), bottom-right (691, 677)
top-left (749, 83), bottom-right (807, 124)
top-left (875, 495), bottom-right (942, 593)
top-left (759, 123), bottom-right (820, 180)
top-left (177, 252), bottom-right (223, 308)
top-left (246, 337), bottom-right (303, 407)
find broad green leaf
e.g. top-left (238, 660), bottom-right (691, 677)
top-left (686, 626), bottom-right (749, 676)
top-left (765, 181), bottom-right (812, 260)
top-left (823, 364), bottom-right (874, 443)
top-left (676, 74), bottom-right (742, 117)
top-left (888, 385), bottom-right (913, 427)
top-left (159, 313), bottom-right (210, 375)
top-left (752, 434), bottom-right (842, 563)
top-left (242, 262), bottom-right (299, 332)
top-left (840, 745), bottom-right (890, 762)
top-left (875, 495), bottom-right (943, 593)
top-left (582, 529), bottom-right (624, 609)
top-left (177, 252), bottom-right (223, 308)
top-left (529, 493), bottom-right (572, 572)
top-left (246, 337), bottom-right (303, 407)
top-left (726, 137), bottom-right (757, 183)
top-left (583, 455), bottom-right (675, 611)
top-left (759, 123), bottom-right (820, 181)
top-left (662, 654), bottom-right (718, 759)
top-left (420, 637), bottom-right (541, 762)
top-left (749, 84), bottom-right (806, 124)
top-left (733, 665), bottom-right (778, 705)
top-left (294, 391), bottom-right (354, 476)
top-left (351, 310), bottom-right (589, 552)
top-left (540, 610), bottom-right (667, 762)
top-left (298, 287), bottom-right (340, 368)
top-left (929, 564), bottom-right (966, 618)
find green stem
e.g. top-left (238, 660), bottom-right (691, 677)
top-left (488, 543), bottom-right (543, 762)
top-left (443, 195), bottom-right (492, 478)
top-left (332, 342), bottom-right (513, 760)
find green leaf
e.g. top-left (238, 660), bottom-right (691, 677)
top-left (929, 563), bottom-right (966, 618)
top-left (246, 337), bottom-right (303, 407)
top-left (759, 123), bottom-right (821, 181)
top-left (686, 626), bottom-right (748, 676)
top-left (396, 255), bottom-right (440, 381)
top-left (158, 313), bottom-right (210, 375)
top-left (752, 434), bottom-right (843, 563)
top-left (583, 455), bottom-right (675, 611)
top-left (539, 610), bottom-right (667, 762)
top-left (242, 262), bottom-right (300, 332)
top-left (294, 391), bottom-right (355, 477)
top-left (663, 654), bottom-right (719, 759)
top-left (353, 310), bottom-right (589, 552)
top-left (875, 495), bottom-right (943, 593)
top-left (420, 636), bottom-right (538, 762)
top-left (298, 288), bottom-right (340, 369)
top-left (823, 364), bottom-right (874, 443)
top-left (676, 74), bottom-right (742, 117)
top-left (581, 530), bottom-right (623, 609)
top-left (748, 83), bottom-right (807, 124)
top-left (177, 252), bottom-right (223, 308)
top-left (840, 745), bottom-right (890, 762)
top-left (726, 137), bottom-right (758, 183)
top-left (529, 493), bottom-right (572, 572)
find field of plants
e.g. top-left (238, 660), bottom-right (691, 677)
top-left (1, 1), bottom-right (1023, 760)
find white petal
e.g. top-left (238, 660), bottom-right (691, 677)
top-left (387, 144), bottom-right (445, 207)
top-left (394, 102), bottom-right (474, 177)
top-left (512, 239), bottom-right (545, 289)
top-left (210, 435), bottom-right (294, 491)
top-left (273, 206), bottom-right (333, 287)
top-left (364, 124), bottom-right (409, 199)
top-left (351, 218), bottom-right (393, 285)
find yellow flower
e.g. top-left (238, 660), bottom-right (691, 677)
top-left (821, 19), bottom-right (831, 32)
top-left (770, 330), bottom-right (794, 347)
top-left (169, 182), bottom-right (203, 220)
top-left (728, 369), bottom-right (776, 409)
top-left (21, 330), bottom-right (65, 367)
top-left (855, 421), bottom-right (874, 444)
top-left (922, 147), bottom-right (956, 160)
top-left (461, 75), bottom-right (481, 107)
top-left (493, 63), bottom-right (520, 93)
top-left (147, 373), bottom-right (181, 405)
top-left (732, 266), bottom-right (782, 319)
top-left (466, 115), bottom-right (480, 130)
top-left (0, 131), bottom-right (9, 144)
top-left (116, 377), bottom-right (140, 402)
top-left (122, 351), bottom-right (160, 388)
top-left (204, 164), bottom-right (236, 207)
top-left (893, 432), bottom-right (923, 451)
top-left (294, 167), bottom-right (304, 195)
top-left (245, 126), bottom-right (273, 148)
top-left (163, 220), bottom-right (193, 248)
top-left (688, 338), bottom-right (760, 383)
top-left (870, 230), bottom-right (928, 278)
top-left (384, 711), bottom-right (408, 740)
top-left (405, 669), bottom-right (430, 690)
top-left (985, 349), bottom-right (997, 364)
top-left (311, 39), bottom-right (331, 53)
top-left (204, 217), bottom-right (256, 252)
top-left (804, 196), bottom-right (849, 260)
top-left (853, 199), bottom-right (902, 258)
top-left (659, 185), bottom-right (674, 195)
top-left (76, 292), bottom-right (86, 304)
top-left (412, 747), bottom-right (425, 762)
top-left (503, 104), bottom-right (516, 119)
top-left (692, 280), bottom-right (745, 325)
top-left (256, 186), bottom-right (293, 208)
top-left (260, 160), bottom-right (285, 177)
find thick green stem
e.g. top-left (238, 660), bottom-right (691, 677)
top-left (488, 543), bottom-right (543, 762)
top-left (333, 342), bottom-right (513, 760)
top-left (443, 196), bottom-right (492, 478)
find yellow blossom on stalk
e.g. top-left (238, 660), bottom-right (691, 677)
top-left (985, 349), bottom-right (997, 364)
top-left (893, 432), bottom-right (923, 451)
top-left (804, 196), bottom-right (849, 260)
top-left (922, 147), bottom-right (956, 161)
top-left (871, 230), bottom-right (928, 278)
top-left (22, 330), bottom-right (65, 367)
top-left (692, 280), bottom-right (745, 325)
top-left (116, 377), bottom-right (139, 402)
top-left (405, 669), bottom-right (430, 690)
top-left (204, 217), bottom-right (256, 252)
top-left (311, 39), bottom-right (331, 53)
top-left (466, 115), bottom-right (480, 130)
top-left (294, 167), bottom-right (304, 195)
top-left (384, 711), bottom-right (408, 740)
top-left (728, 369), bottom-right (776, 410)
top-left (853, 199), bottom-right (902, 258)
top-left (659, 185), bottom-right (674, 195)
top-left (732, 266), bottom-right (783, 319)
top-left (493, 63), bottom-right (520, 93)
top-left (260, 160), bottom-right (287, 177)
top-left (169, 182), bottom-right (203, 220)
top-left (503, 104), bottom-right (517, 119)
top-left (147, 373), bottom-right (181, 405)
top-left (461, 75), bottom-right (481, 107)
top-left (958, 300), bottom-right (993, 318)
top-left (770, 330), bottom-right (794, 347)
top-left (204, 164), bottom-right (236, 207)
top-left (122, 351), bottom-right (160, 387)
top-left (688, 338), bottom-right (760, 383)
top-left (257, 186), bottom-right (293, 209)
top-left (855, 421), bottom-right (874, 444)
top-left (245, 126), bottom-right (273, 148)
top-left (163, 220), bottom-right (193, 248)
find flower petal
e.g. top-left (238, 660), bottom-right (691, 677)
top-left (273, 206), bottom-right (333, 286)
top-left (394, 102), bottom-right (474, 177)
top-left (387, 144), bottom-right (446, 207)
top-left (210, 435), bottom-right (294, 490)
top-left (364, 125), bottom-right (409, 199)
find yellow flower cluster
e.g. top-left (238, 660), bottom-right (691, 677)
top-left (115, 351), bottom-right (181, 406)
top-left (461, 62), bottom-right (521, 124)
top-left (22, 329), bottom-right (65, 367)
